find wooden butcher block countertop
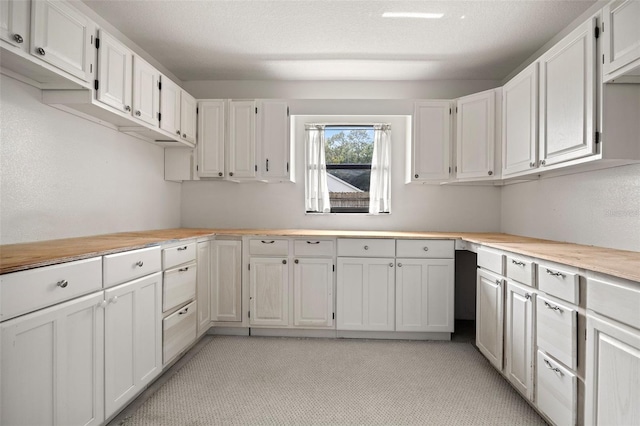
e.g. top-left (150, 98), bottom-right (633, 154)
top-left (1, 228), bottom-right (639, 282)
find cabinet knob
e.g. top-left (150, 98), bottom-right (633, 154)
top-left (109, 296), bottom-right (118, 304)
top-left (56, 279), bottom-right (69, 288)
top-left (294, 259), bottom-right (299, 264)
top-left (363, 245), bottom-right (369, 250)
top-left (36, 47), bottom-right (45, 55)
top-left (423, 247), bottom-right (429, 252)
top-left (98, 300), bottom-right (107, 309)
top-left (218, 172), bottom-right (223, 177)
top-left (282, 260), bottom-right (287, 265)
top-left (124, 105), bottom-right (131, 112)
top-left (135, 261), bottom-right (144, 267)
top-left (13, 34), bottom-right (23, 43)
top-left (495, 279), bottom-right (502, 286)
top-left (135, 110), bottom-right (141, 116)
top-left (389, 263), bottom-right (394, 267)
top-left (176, 130), bottom-right (181, 135)
top-left (229, 172), bottom-right (234, 177)
top-left (529, 162), bottom-right (535, 168)
top-left (488, 171), bottom-right (493, 176)
top-left (397, 263), bottom-right (402, 267)
top-left (414, 174), bottom-right (419, 179)
top-left (541, 160), bottom-right (546, 166)
top-left (183, 133), bottom-right (187, 138)
top-left (525, 293), bottom-right (531, 300)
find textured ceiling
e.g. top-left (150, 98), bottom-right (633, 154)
top-left (83, 0), bottom-right (598, 81)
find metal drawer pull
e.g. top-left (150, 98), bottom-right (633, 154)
top-left (179, 307), bottom-right (189, 315)
top-left (179, 267), bottom-right (189, 272)
top-left (544, 359), bottom-right (564, 376)
top-left (56, 280), bottom-right (69, 288)
top-left (423, 247), bottom-right (429, 251)
top-left (364, 245), bottom-right (369, 250)
top-left (261, 240), bottom-right (275, 244)
top-left (511, 260), bottom-right (526, 266)
top-left (545, 269), bottom-right (566, 278)
top-left (544, 301), bottom-right (563, 313)
top-left (177, 246), bottom-right (188, 251)
top-left (135, 261), bottom-right (144, 267)
top-left (306, 241), bottom-right (320, 244)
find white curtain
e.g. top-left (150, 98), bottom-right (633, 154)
top-left (305, 124), bottom-right (331, 213)
top-left (369, 124), bottom-right (391, 214)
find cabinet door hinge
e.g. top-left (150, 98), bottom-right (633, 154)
top-left (158, 81), bottom-right (162, 90)
top-left (594, 26), bottom-right (600, 39)
top-left (456, 106), bottom-right (458, 113)
top-left (158, 112), bottom-right (161, 121)
top-left (333, 264), bottom-right (335, 272)
top-left (196, 165), bottom-right (199, 171)
top-left (595, 131), bottom-right (600, 144)
top-left (286, 162), bottom-right (289, 172)
top-left (603, 54), bottom-right (605, 65)
top-left (449, 166), bottom-right (452, 173)
top-left (332, 312), bottom-right (335, 320)
top-left (255, 165), bottom-right (258, 172)
top-left (287, 106), bottom-right (290, 116)
top-left (196, 107), bottom-right (199, 114)
top-left (255, 107), bottom-right (258, 114)
top-left (95, 38), bottom-right (100, 49)
top-left (248, 311), bottom-right (250, 318)
top-left (94, 80), bottom-right (98, 91)
top-left (248, 264), bottom-right (250, 270)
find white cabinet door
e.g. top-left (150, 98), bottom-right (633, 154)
top-left (132, 55), bottom-right (158, 127)
top-left (249, 257), bottom-right (289, 326)
top-left (293, 258), bottom-right (333, 327)
top-left (227, 100), bottom-right (257, 179)
top-left (585, 313), bottom-right (640, 426)
top-left (476, 268), bottom-right (504, 370)
top-left (196, 241), bottom-right (211, 336)
top-left (104, 272), bottom-right (162, 419)
top-left (197, 100), bottom-right (226, 177)
top-left (159, 75), bottom-right (182, 137)
top-left (257, 99), bottom-right (290, 181)
top-left (1, 292), bottom-right (104, 426)
top-left (336, 257), bottom-right (395, 331)
top-left (502, 62), bottom-right (539, 176)
top-left (395, 258), bottom-right (454, 332)
top-left (411, 101), bottom-right (451, 181)
top-left (31, 0), bottom-right (95, 81)
top-left (0, 0), bottom-right (30, 50)
top-left (539, 18), bottom-right (596, 167)
top-left (211, 240), bottom-right (242, 322)
top-left (456, 89), bottom-right (496, 179)
top-left (180, 90), bottom-right (196, 144)
top-left (96, 30), bottom-right (132, 114)
top-left (603, 0), bottom-right (640, 80)
top-left (505, 281), bottom-right (535, 400)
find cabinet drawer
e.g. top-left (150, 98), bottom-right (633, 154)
top-left (538, 262), bottom-right (579, 305)
top-left (163, 262), bottom-right (196, 313)
top-left (293, 239), bottom-right (334, 257)
top-left (477, 247), bottom-right (505, 275)
top-left (0, 257), bottom-right (102, 321)
top-left (587, 274), bottom-right (640, 329)
top-left (163, 300), bottom-right (197, 364)
top-left (396, 239), bottom-right (454, 259)
top-left (337, 239), bottom-right (395, 257)
top-left (536, 350), bottom-right (577, 426)
top-left (163, 242), bottom-right (196, 269)
top-left (103, 247), bottom-right (161, 288)
top-left (249, 239), bottom-right (289, 256)
top-left (506, 255), bottom-right (535, 286)
top-left (537, 295), bottom-right (577, 370)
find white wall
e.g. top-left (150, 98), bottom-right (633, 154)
top-left (0, 75), bottom-right (181, 244)
top-left (501, 165), bottom-right (640, 252)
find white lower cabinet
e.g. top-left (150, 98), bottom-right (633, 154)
top-left (536, 350), bottom-right (577, 426)
top-left (336, 257), bottom-right (395, 331)
top-left (1, 291), bottom-right (104, 426)
top-left (163, 300), bottom-right (197, 364)
top-left (196, 241), bottom-right (211, 335)
top-left (293, 258), bottom-right (333, 327)
top-left (211, 240), bottom-right (242, 322)
top-left (476, 268), bottom-right (504, 370)
top-left (104, 272), bottom-right (162, 419)
top-left (249, 257), bottom-right (289, 326)
top-left (395, 258), bottom-right (454, 332)
top-left (505, 281), bottom-right (535, 400)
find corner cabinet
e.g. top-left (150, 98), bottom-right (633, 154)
top-left (409, 100), bottom-right (452, 182)
top-left (602, 0), bottom-right (640, 82)
top-left (211, 240), bottom-right (243, 323)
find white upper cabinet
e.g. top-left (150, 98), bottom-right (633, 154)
top-left (502, 62), bottom-right (539, 176)
top-left (132, 55), bottom-right (159, 127)
top-left (197, 100), bottom-right (226, 178)
top-left (410, 101), bottom-right (452, 182)
top-left (257, 99), bottom-right (291, 182)
top-left (227, 100), bottom-right (257, 179)
top-left (602, 0), bottom-right (640, 82)
top-left (539, 17), bottom-right (597, 167)
top-left (96, 30), bottom-right (132, 114)
top-left (159, 75), bottom-right (182, 138)
top-left (31, 0), bottom-right (95, 82)
top-left (0, 0), bottom-right (30, 50)
top-left (180, 89), bottom-right (196, 144)
top-left (456, 89), bottom-right (497, 179)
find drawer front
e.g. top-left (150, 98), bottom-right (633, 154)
top-left (587, 275), bottom-right (640, 329)
top-left (396, 239), bottom-right (454, 259)
top-left (536, 350), bottom-right (577, 426)
top-left (506, 255), bottom-right (535, 286)
top-left (0, 257), bottom-right (102, 321)
top-left (249, 239), bottom-right (289, 256)
top-left (163, 242), bottom-right (196, 269)
top-left (293, 239), bottom-right (335, 257)
top-left (163, 262), bottom-right (197, 312)
top-left (103, 246), bottom-right (161, 288)
top-left (337, 238), bottom-right (395, 257)
top-left (537, 295), bottom-right (577, 370)
top-left (538, 262), bottom-right (579, 305)
top-left (477, 247), bottom-right (505, 275)
top-left (163, 300), bottom-right (197, 364)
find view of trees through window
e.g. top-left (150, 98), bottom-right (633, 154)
top-left (324, 126), bottom-right (374, 212)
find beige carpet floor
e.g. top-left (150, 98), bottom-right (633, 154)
top-left (115, 336), bottom-right (545, 425)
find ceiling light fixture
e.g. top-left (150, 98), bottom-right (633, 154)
top-left (382, 12), bottom-right (444, 19)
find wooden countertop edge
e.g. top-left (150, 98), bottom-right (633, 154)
top-left (1, 228), bottom-right (638, 282)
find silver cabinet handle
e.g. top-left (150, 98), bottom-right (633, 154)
top-left (135, 110), bottom-right (141, 116)
top-left (525, 293), bottom-right (531, 300)
top-left (306, 241), bottom-right (320, 245)
top-left (389, 263), bottom-right (394, 267)
top-left (109, 296), bottom-right (118, 304)
top-left (364, 245), bottom-right (369, 250)
top-left (544, 359), bottom-right (564, 376)
top-left (545, 269), bottom-right (566, 278)
top-left (36, 47), bottom-right (45, 55)
top-left (261, 240), bottom-right (275, 244)
top-left (56, 279), bottom-right (68, 288)
top-left (178, 307), bottom-right (189, 315)
top-left (495, 279), bottom-right (502, 286)
top-left (423, 247), bottom-right (429, 252)
top-left (178, 267), bottom-right (189, 272)
top-left (529, 162), bottom-right (535, 168)
top-left (98, 300), bottom-right (108, 309)
top-left (544, 301), bottom-right (563, 313)
top-left (135, 261), bottom-right (144, 267)
top-left (13, 34), bottom-right (23, 43)
top-left (177, 246), bottom-right (188, 251)
top-left (397, 263), bottom-right (402, 267)
top-left (511, 260), bottom-right (526, 266)
top-left (541, 160), bottom-right (547, 166)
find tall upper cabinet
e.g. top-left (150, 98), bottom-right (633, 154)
top-left (197, 100), bottom-right (226, 178)
top-left (1, 0), bottom-right (30, 51)
top-left (257, 99), bottom-right (291, 182)
top-left (409, 100), bottom-right (452, 182)
top-left (602, 0), bottom-right (640, 82)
